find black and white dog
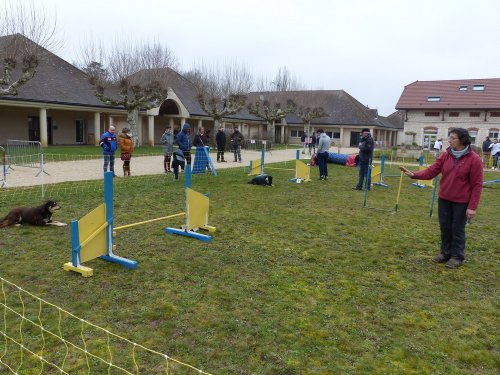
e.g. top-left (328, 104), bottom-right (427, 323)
top-left (0, 200), bottom-right (67, 228)
top-left (248, 174), bottom-right (273, 187)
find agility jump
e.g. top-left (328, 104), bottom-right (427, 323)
top-left (248, 148), bottom-right (311, 183)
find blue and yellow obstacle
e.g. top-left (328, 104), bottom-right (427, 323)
top-left (64, 172), bottom-right (137, 277)
top-left (248, 148), bottom-right (311, 183)
top-left (166, 165), bottom-right (216, 242)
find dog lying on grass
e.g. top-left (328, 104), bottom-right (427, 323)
top-left (248, 174), bottom-right (273, 187)
top-left (0, 200), bottom-right (67, 228)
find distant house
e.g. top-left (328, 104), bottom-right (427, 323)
top-left (0, 34), bottom-right (402, 148)
top-left (396, 78), bottom-right (500, 150)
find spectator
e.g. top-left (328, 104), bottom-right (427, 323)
top-left (433, 138), bottom-right (443, 157)
top-left (482, 136), bottom-right (492, 166)
top-left (216, 127), bottom-right (227, 162)
top-left (160, 127), bottom-right (174, 173)
top-left (99, 125), bottom-right (118, 177)
top-left (489, 138), bottom-right (500, 170)
top-left (400, 128), bottom-right (483, 269)
top-left (193, 126), bottom-right (207, 147)
top-left (117, 127), bottom-right (134, 177)
top-left (353, 128), bottom-right (374, 190)
top-left (316, 129), bottom-right (331, 180)
top-left (231, 127), bottom-right (244, 162)
top-left (171, 149), bottom-right (185, 180)
top-left (176, 123), bottom-right (192, 164)
top-left (301, 132), bottom-right (307, 154)
top-left (309, 133), bottom-right (317, 155)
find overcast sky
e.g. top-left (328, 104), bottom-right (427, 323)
top-left (14, 0), bottom-right (500, 116)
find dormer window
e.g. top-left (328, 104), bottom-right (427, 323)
top-left (459, 85), bottom-right (468, 91)
top-left (472, 85), bottom-right (485, 91)
top-left (427, 96), bottom-right (441, 102)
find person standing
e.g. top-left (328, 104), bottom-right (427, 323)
top-left (309, 133), bottom-right (317, 155)
top-left (99, 125), bottom-right (118, 176)
top-left (176, 123), bottom-right (192, 164)
top-left (482, 136), bottom-right (492, 166)
top-left (231, 127), bottom-right (244, 162)
top-left (160, 127), bottom-right (174, 173)
top-left (216, 127), bottom-right (227, 162)
top-left (400, 128), bottom-right (483, 269)
top-left (117, 127), bottom-right (134, 177)
top-left (193, 126), bottom-right (207, 147)
top-left (316, 129), bottom-right (331, 180)
top-left (353, 128), bottom-right (374, 190)
top-left (301, 132), bottom-right (307, 154)
top-left (489, 138), bottom-right (500, 170)
top-left (433, 138), bottom-right (443, 157)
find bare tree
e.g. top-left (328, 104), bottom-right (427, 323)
top-left (80, 40), bottom-right (177, 145)
top-left (247, 67), bottom-right (302, 142)
top-left (186, 61), bottom-right (253, 131)
top-left (0, 0), bottom-right (58, 96)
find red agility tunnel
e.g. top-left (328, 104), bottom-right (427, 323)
top-left (311, 153), bottom-right (358, 167)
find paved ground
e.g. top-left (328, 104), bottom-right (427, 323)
top-left (4, 148), bottom-right (358, 188)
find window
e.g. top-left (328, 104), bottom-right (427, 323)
top-left (326, 132), bottom-right (340, 139)
top-left (469, 112), bottom-right (480, 117)
top-left (472, 85), bottom-right (485, 91)
top-left (290, 130), bottom-right (304, 138)
top-left (427, 96), bottom-right (441, 102)
top-left (490, 112), bottom-right (500, 117)
top-left (459, 85), bottom-right (468, 91)
top-left (424, 112), bottom-right (440, 117)
top-left (489, 129), bottom-right (499, 138)
top-left (76, 119), bottom-right (85, 143)
top-left (468, 130), bottom-right (478, 145)
top-left (449, 112), bottom-right (460, 117)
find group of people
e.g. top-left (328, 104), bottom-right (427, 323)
top-left (101, 124), bottom-right (484, 270)
top-left (300, 133), bottom-right (317, 155)
top-left (482, 136), bottom-right (500, 170)
top-left (99, 124), bottom-right (245, 180)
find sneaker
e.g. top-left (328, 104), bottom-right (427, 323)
top-left (432, 254), bottom-right (449, 263)
top-left (445, 258), bottom-right (463, 269)
top-left (352, 186), bottom-right (362, 190)
top-left (491, 167), bottom-right (496, 170)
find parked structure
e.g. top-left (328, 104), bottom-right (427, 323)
top-left (396, 78), bottom-right (500, 150)
top-left (0, 35), bottom-right (402, 148)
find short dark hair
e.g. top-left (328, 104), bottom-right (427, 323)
top-left (317, 129), bottom-right (324, 133)
top-left (448, 128), bottom-right (471, 147)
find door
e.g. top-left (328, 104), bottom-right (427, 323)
top-left (423, 134), bottom-right (437, 151)
top-left (350, 131), bottom-right (361, 147)
top-left (28, 116), bottom-right (53, 144)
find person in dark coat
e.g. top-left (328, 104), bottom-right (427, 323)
top-left (230, 127), bottom-right (244, 162)
top-left (482, 136), bottom-right (492, 166)
top-left (216, 127), bottom-right (227, 162)
top-left (353, 128), bottom-right (374, 190)
top-left (176, 123), bottom-right (192, 164)
top-left (99, 125), bottom-right (118, 176)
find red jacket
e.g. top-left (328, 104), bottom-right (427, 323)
top-left (412, 147), bottom-right (483, 210)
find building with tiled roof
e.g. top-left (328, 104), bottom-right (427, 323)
top-left (396, 79), bottom-right (500, 150)
top-left (0, 34), bottom-right (401, 148)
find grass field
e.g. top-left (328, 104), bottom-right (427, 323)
top-left (0, 160), bottom-right (498, 374)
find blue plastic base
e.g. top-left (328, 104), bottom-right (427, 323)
top-left (483, 179), bottom-right (500, 185)
top-left (373, 182), bottom-right (389, 188)
top-left (411, 182), bottom-right (427, 188)
top-left (100, 254), bottom-right (138, 269)
top-left (165, 227), bottom-right (212, 242)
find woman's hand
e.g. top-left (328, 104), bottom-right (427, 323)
top-left (466, 209), bottom-right (476, 220)
top-left (399, 166), bottom-right (414, 177)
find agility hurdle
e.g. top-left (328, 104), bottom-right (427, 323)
top-left (363, 163), bottom-right (404, 213)
top-left (64, 172), bottom-right (137, 277)
top-left (166, 164), bottom-right (216, 242)
top-left (192, 146), bottom-right (217, 175)
top-left (248, 148), bottom-right (311, 182)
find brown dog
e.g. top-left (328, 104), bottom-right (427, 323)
top-left (0, 200), bottom-right (67, 228)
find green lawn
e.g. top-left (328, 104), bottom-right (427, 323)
top-left (0, 162), bottom-right (498, 374)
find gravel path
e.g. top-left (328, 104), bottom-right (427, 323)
top-left (4, 148), bottom-right (339, 188)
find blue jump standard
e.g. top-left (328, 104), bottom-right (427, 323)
top-left (165, 227), bottom-right (212, 242)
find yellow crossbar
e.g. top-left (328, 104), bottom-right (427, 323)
top-left (80, 222), bottom-right (108, 248)
top-left (114, 212), bottom-right (185, 231)
top-left (265, 167), bottom-right (295, 171)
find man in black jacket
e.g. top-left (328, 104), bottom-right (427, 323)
top-left (482, 136), bottom-right (492, 166)
top-left (353, 128), bottom-right (374, 190)
top-left (216, 127), bottom-right (226, 162)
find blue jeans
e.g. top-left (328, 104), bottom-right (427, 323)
top-left (357, 162), bottom-right (371, 190)
top-left (494, 153), bottom-right (499, 168)
top-left (317, 152), bottom-right (328, 177)
top-left (438, 198), bottom-right (468, 261)
top-left (103, 154), bottom-right (115, 174)
top-left (233, 145), bottom-right (241, 162)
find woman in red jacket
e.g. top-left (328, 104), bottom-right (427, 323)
top-left (400, 128), bottom-right (483, 269)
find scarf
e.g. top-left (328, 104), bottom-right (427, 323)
top-left (450, 145), bottom-right (469, 160)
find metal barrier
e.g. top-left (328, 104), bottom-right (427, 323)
top-left (0, 146), bottom-right (6, 187)
top-left (6, 140), bottom-right (49, 177)
top-left (244, 139), bottom-right (273, 152)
